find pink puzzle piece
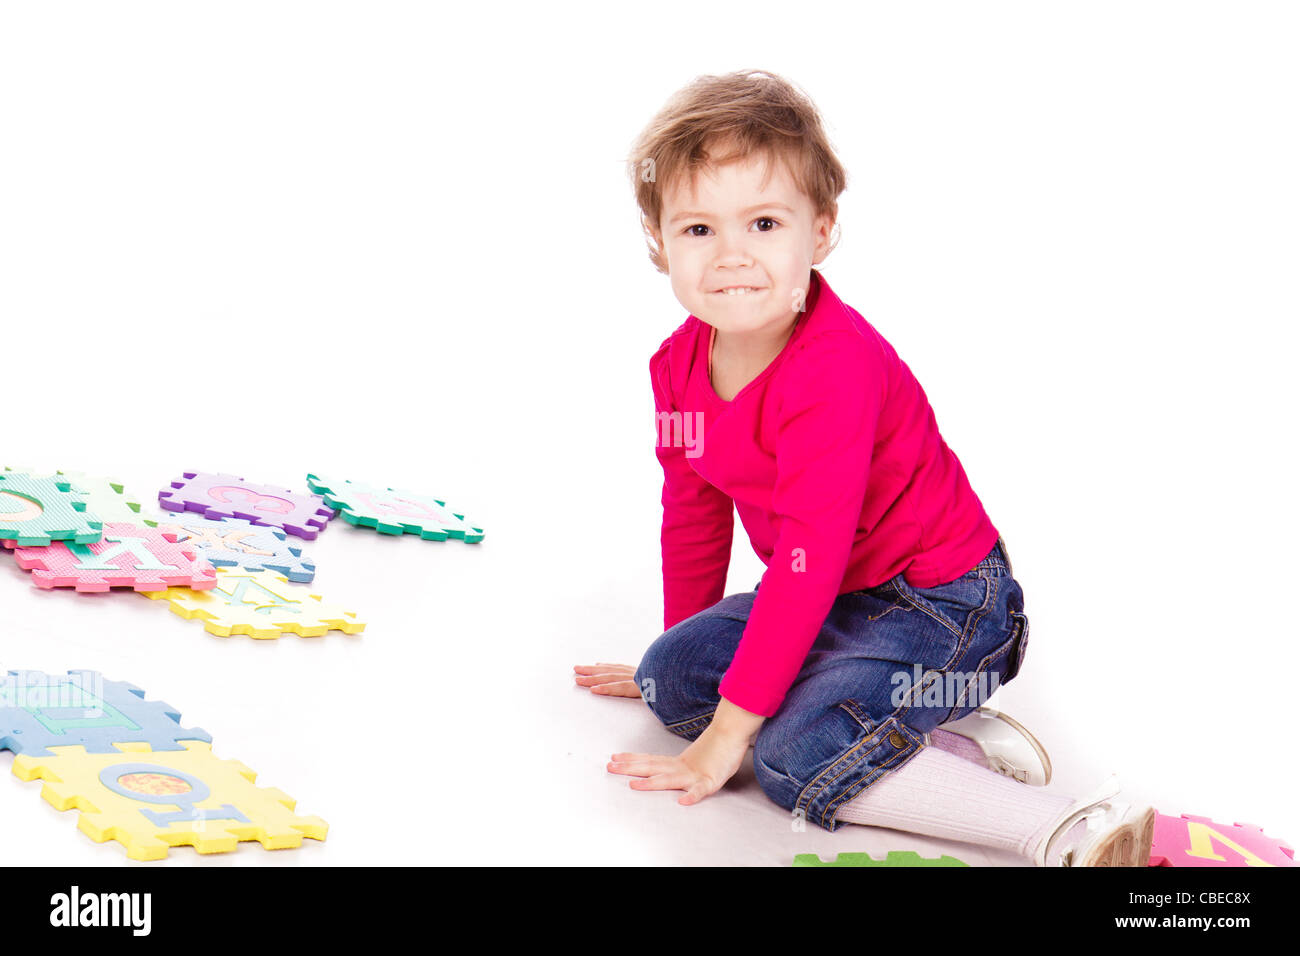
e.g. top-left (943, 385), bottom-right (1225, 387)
top-left (158, 472), bottom-right (336, 541)
top-left (1148, 811), bottom-right (1296, 867)
top-left (13, 522), bottom-right (217, 593)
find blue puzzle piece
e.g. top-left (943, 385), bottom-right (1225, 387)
top-left (155, 514), bottom-right (316, 583)
top-left (0, 669), bottom-right (210, 757)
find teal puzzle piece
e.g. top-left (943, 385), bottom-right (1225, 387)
top-left (0, 472), bottom-right (102, 546)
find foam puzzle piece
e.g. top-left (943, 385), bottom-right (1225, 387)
top-left (305, 473), bottom-right (484, 542)
top-left (11, 740), bottom-right (328, 860)
top-left (0, 669), bottom-right (210, 757)
top-left (0, 472), bottom-right (102, 546)
top-left (3, 466), bottom-right (160, 529)
top-left (59, 470), bottom-right (163, 528)
top-left (159, 471), bottom-right (335, 540)
top-left (792, 851), bottom-right (970, 867)
top-left (13, 522), bottom-right (217, 592)
top-left (141, 568), bottom-right (364, 639)
top-left (156, 514), bottom-right (316, 583)
top-left (1148, 811), bottom-right (1296, 867)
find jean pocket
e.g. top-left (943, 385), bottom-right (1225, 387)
top-left (894, 571), bottom-right (992, 639)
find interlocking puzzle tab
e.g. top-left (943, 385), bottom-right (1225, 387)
top-left (305, 473), bottom-right (484, 542)
top-left (1148, 811), bottom-right (1296, 867)
top-left (141, 568), bottom-right (364, 638)
top-left (159, 471), bottom-right (335, 540)
top-left (0, 669), bottom-right (211, 757)
top-left (792, 851), bottom-right (969, 867)
top-left (156, 514), bottom-right (316, 583)
top-left (13, 522), bottom-right (217, 592)
top-left (0, 472), bottom-right (102, 546)
top-left (11, 740), bottom-right (327, 860)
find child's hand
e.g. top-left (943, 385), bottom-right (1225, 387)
top-left (607, 725), bottom-right (751, 806)
top-left (572, 662), bottom-right (642, 698)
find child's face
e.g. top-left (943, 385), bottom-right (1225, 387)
top-left (654, 151), bottom-right (834, 336)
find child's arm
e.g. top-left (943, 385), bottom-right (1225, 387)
top-left (610, 331), bottom-right (882, 805)
top-left (716, 329), bottom-right (884, 718)
top-left (650, 340), bottom-right (734, 630)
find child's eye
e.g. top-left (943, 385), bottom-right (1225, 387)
top-left (681, 218), bottom-right (779, 237)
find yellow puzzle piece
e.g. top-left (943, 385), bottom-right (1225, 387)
top-left (11, 740), bottom-right (328, 861)
top-left (141, 567), bottom-right (365, 638)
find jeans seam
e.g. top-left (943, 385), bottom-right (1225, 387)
top-left (795, 687), bottom-right (920, 826)
top-left (891, 583), bottom-right (964, 640)
top-left (942, 627), bottom-right (1018, 723)
top-left (664, 710), bottom-right (714, 739)
top-left (806, 717), bottom-right (924, 829)
top-left (820, 734), bottom-right (924, 827)
top-left (946, 570), bottom-right (999, 670)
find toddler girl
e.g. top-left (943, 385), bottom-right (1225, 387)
top-left (574, 69), bottom-right (1152, 866)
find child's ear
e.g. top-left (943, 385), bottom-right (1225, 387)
top-left (812, 211), bottom-right (837, 265)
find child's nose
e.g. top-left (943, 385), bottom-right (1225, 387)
top-left (713, 230), bottom-right (754, 267)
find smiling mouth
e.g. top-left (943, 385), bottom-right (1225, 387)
top-left (713, 287), bottom-right (766, 296)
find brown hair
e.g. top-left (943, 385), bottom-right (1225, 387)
top-left (627, 69), bottom-right (847, 274)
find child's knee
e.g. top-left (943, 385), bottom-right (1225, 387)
top-left (752, 736), bottom-right (803, 813)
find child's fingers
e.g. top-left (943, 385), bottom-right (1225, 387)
top-left (573, 671), bottom-right (632, 685)
top-left (591, 680), bottom-right (640, 697)
top-left (607, 753), bottom-right (674, 777)
top-left (632, 771), bottom-right (695, 792)
top-left (572, 663), bottom-right (635, 676)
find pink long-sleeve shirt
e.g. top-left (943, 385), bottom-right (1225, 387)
top-left (650, 268), bottom-right (999, 718)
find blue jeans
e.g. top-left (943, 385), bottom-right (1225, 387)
top-left (634, 536), bottom-right (1030, 832)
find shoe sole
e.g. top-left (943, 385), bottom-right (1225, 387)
top-left (1076, 807), bottom-right (1156, 867)
top-left (982, 707), bottom-right (1053, 786)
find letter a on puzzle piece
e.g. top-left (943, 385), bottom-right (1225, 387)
top-left (155, 514), bottom-right (316, 583)
top-left (1147, 811), bottom-right (1296, 867)
top-left (10, 740), bottom-right (328, 860)
top-left (0, 669), bottom-right (211, 757)
top-left (13, 522), bottom-right (217, 592)
top-left (159, 471), bottom-right (336, 540)
top-left (0, 472), bottom-right (102, 546)
top-left (305, 473), bottom-right (484, 542)
top-left (141, 568), bottom-right (364, 638)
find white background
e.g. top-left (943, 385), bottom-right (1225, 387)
top-left (1, 0), bottom-right (1297, 866)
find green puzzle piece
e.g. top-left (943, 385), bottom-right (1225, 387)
top-left (305, 474), bottom-right (484, 542)
top-left (792, 851), bottom-right (969, 867)
top-left (0, 472), bottom-right (102, 546)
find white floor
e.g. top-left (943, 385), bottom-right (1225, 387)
top-left (3, 1), bottom-right (1297, 866)
top-left (4, 483), bottom-right (1295, 867)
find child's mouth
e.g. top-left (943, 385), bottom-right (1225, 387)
top-left (714, 287), bottom-right (766, 296)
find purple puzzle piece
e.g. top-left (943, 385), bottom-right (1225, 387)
top-left (158, 471), bottom-right (336, 541)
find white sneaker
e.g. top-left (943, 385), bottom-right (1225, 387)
top-left (1033, 774), bottom-right (1155, 867)
top-left (1063, 803), bottom-right (1157, 867)
top-left (929, 706), bottom-right (1053, 786)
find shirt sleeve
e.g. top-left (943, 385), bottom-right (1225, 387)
top-left (650, 339), bottom-right (735, 631)
top-left (717, 331), bottom-right (884, 717)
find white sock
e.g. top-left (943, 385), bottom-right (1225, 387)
top-left (833, 746), bottom-right (1086, 863)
